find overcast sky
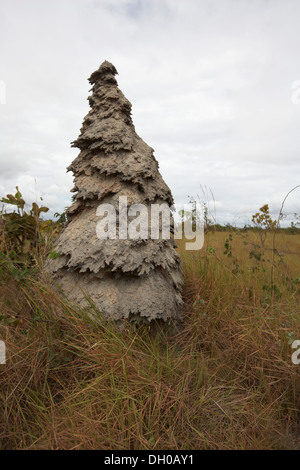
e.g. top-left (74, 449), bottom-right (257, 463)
top-left (0, 0), bottom-right (299, 226)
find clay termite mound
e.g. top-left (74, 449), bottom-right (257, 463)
top-left (46, 61), bottom-right (184, 323)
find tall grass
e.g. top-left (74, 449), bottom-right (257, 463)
top-left (1, 190), bottom-right (300, 449)
top-left (0, 225), bottom-right (300, 449)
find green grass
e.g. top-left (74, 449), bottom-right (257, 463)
top-left (0, 229), bottom-right (300, 449)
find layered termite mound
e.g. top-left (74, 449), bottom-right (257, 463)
top-left (46, 61), bottom-right (183, 322)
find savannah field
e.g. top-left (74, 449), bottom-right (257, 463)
top-left (0, 192), bottom-right (300, 450)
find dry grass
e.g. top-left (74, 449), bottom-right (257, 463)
top-left (0, 230), bottom-right (300, 450)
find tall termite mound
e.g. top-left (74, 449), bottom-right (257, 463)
top-left (46, 61), bottom-right (183, 322)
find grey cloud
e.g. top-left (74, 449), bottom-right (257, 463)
top-left (0, 0), bottom-right (299, 226)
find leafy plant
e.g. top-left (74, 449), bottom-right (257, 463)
top-left (252, 204), bottom-right (277, 249)
top-left (0, 187), bottom-right (49, 259)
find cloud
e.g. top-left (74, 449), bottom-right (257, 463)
top-left (0, 0), bottom-right (299, 226)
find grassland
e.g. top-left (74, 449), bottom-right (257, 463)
top-left (0, 214), bottom-right (300, 449)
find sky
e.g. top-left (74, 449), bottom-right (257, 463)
top-left (0, 0), bottom-right (299, 226)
